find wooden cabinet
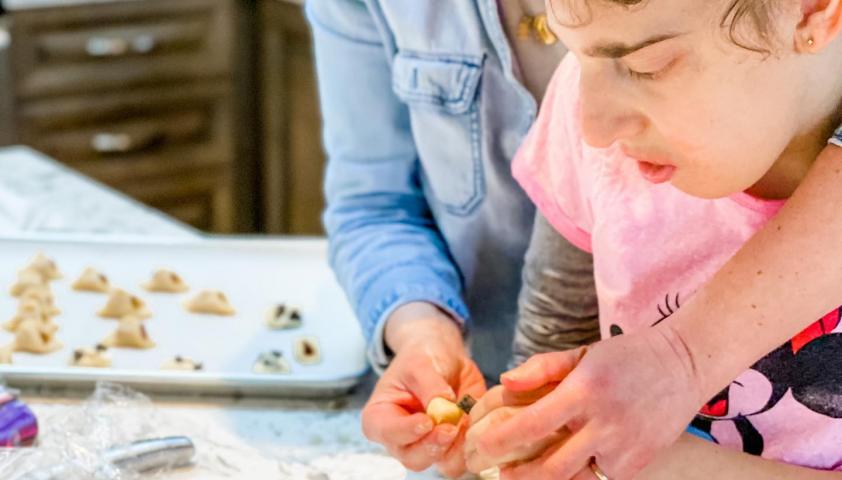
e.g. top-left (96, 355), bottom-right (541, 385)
top-left (259, 0), bottom-right (326, 235)
top-left (6, 0), bottom-right (241, 232)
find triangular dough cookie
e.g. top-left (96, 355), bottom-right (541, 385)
top-left (161, 355), bottom-right (203, 371)
top-left (101, 316), bottom-right (155, 349)
top-left (184, 290), bottom-right (235, 316)
top-left (253, 350), bottom-right (291, 374)
top-left (9, 268), bottom-right (45, 297)
top-left (0, 344), bottom-right (13, 364)
top-left (293, 337), bottom-right (321, 365)
top-left (4, 299), bottom-right (51, 332)
top-left (72, 267), bottom-right (111, 293)
top-left (14, 318), bottom-right (62, 354)
top-left (142, 269), bottom-right (189, 293)
top-left (265, 304), bottom-right (302, 330)
top-left (98, 289), bottom-right (151, 319)
top-left (26, 252), bottom-right (62, 281)
top-left (19, 285), bottom-right (61, 317)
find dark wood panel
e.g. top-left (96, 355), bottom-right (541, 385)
top-left (259, 0), bottom-right (326, 235)
top-left (9, 0), bottom-right (234, 98)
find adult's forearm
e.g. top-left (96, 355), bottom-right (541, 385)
top-left (638, 434), bottom-right (840, 480)
top-left (669, 144), bottom-right (842, 400)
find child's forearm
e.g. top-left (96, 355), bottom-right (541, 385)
top-left (512, 214), bottom-right (599, 366)
top-left (669, 143), bottom-right (842, 399)
top-left (638, 434), bottom-right (841, 480)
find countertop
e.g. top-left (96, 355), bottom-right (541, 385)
top-left (0, 146), bottom-right (441, 479)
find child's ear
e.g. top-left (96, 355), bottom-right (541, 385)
top-left (796, 0), bottom-right (842, 52)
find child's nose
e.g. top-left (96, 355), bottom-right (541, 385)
top-left (579, 79), bottom-right (646, 148)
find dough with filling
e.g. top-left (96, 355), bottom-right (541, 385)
top-left (13, 318), bottom-right (62, 354)
top-left (98, 289), bottom-right (151, 319)
top-left (19, 285), bottom-right (60, 317)
top-left (4, 299), bottom-right (51, 332)
top-left (26, 252), bottom-right (62, 281)
top-left (101, 316), bottom-right (155, 349)
top-left (293, 336), bottom-right (321, 365)
top-left (265, 304), bottom-right (302, 330)
top-left (184, 290), bottom-right (235, 316)
top-left (161, 355), bottom-right (203, 371)
top-left (0, 345), bottom-right (12, 364)
top-left (253, 350), bottom-right (291, 374)
top-left (72, 267), bottom-right (110, 293)
top-left (142, 269), bottom-right (189, 293)
top-left (9, 268), bottom-right (45, 297)
top-left (70, 344), bottom-right (112, 368)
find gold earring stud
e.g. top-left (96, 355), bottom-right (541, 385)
top-left (807, 36), bottom-right (815, 46)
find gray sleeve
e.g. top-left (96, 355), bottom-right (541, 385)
top-left (511, 213), bottom-right (600, 368)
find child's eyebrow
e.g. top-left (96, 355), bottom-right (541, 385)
top-left (584, 33), bottom-right (685, 58)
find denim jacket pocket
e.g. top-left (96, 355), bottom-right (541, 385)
top-left (392, 51), bottom-right (485, 215)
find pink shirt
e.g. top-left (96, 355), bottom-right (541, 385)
top-left (513, 54), bottom-right (842, 470)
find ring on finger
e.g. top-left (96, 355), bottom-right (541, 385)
top-left (589, 458), bottom-right (610, 480)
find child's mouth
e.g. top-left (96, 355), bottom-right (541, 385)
top-left (637, 161), bottom-right (676, 184)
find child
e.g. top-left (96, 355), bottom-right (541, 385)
top-left (467, 0), bottom-right (842, 478)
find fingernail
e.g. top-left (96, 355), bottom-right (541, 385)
top-left (415, 420), bottom-right (434, 435)
top-left (437, 426), bottom-right (458, 445)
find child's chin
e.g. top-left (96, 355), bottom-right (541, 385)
top-left (670, 176), bottom-right (735, 200)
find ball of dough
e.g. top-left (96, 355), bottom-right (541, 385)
top-left (142, 269), bottom-right (189, 293)
top-left (184, 290), bottom-right (235, 316)
top-left (72, 267), bottom-right (111, 293)
top-left (426, 397), bottom-right (464, 426)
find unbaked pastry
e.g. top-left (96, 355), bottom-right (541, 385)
top-left (0, 345), bottom-right (12, 364)
top-left (13, 318), bottom-right (62, 354)
top-left (98, 289), bottom-right (151, 319)
top-left (26, 252), bottom-right (62, 281)
top-left (265, 304), bottom-right (302, 330)
top-left (161, 355), bottom-right (203, 371)
top-left (70, 344), bottom-right (112, 368)
top-left (293, 337), bottom-right (321, 365)
top-left (253, 350), bottom-right (291, 374)
top-left (101, 315), bottom-right (155, 349)
top-left (4, 299), bottom-right (51, 332)
top-left (184, 290), bottom-right (235, 316)
top-left (72, 267), bottom-right (111, 293)
top-left (142, 269), bottom-right (189, 293)
top-left (9, 268), bottom-right (45, 297)
top-left (19, 285), bottom-right (61, 317)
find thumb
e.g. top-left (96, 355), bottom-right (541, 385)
top-left (501, 348), bottom-right (586, 392)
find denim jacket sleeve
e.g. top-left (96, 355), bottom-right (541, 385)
top-left (306, 0), bottom-right (471, 370)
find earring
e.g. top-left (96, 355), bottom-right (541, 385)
top-left (806, 36), bottom-right (815, 47)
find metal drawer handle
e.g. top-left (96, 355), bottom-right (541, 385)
top-left (91, 133), bottom-right (134, 153)
top-left (86, 34), bottom-right (157, 57)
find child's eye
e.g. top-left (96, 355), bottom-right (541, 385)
top-left (623, 57), bottom-right (677, 82)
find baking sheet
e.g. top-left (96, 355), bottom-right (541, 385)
top-left (0, 235), bottom-right (370, 397)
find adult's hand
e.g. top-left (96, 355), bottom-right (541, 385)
top-left (476, 325), bottom-right (704, 480)
top-left (361, 302), bottom-right (486, 478)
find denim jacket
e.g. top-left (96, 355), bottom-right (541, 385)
top-left (306, 0), bottom-right (540, 377)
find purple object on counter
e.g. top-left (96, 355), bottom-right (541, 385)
top-left (0, 390), bottom-right (38, 446)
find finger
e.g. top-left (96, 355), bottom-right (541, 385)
top-left (404, 363), bottom-right (457, 407)
top-left (541, 425), bottom-right (598, 480)
top-left (470, 384), bottom-right (558, 425)
top-left (500, 348), bottom-right (586, 392)
top-left (395, 424), bottom-right (460, 471)
top-left (478, 384), bottom-right (583, 458)
top-left (435, 425), bottom-right (468, 478)
top-left (361, 402), bottom-right (434, 446)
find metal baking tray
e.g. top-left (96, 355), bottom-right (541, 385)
top-left (0, 235), bottom-right (370, 397)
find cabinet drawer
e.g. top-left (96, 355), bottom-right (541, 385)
top-left (9, 0), bottom-right (234, 98)
top-left (17, 83), bottom-right (233, 173)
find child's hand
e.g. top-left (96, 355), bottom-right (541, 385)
top-left (360, 311), bottom-right (486, 479)
top-left (476, 326), bottom-right (703, 480)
